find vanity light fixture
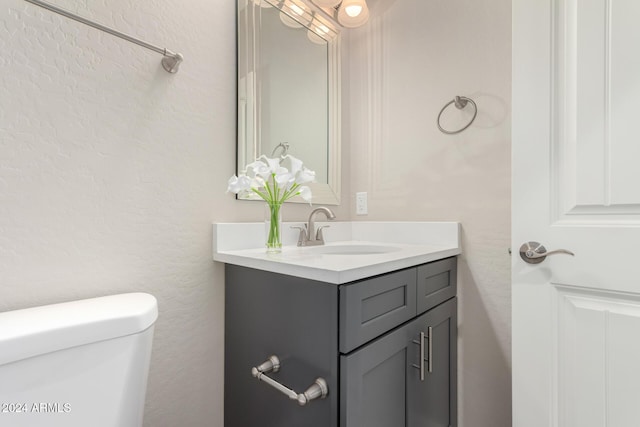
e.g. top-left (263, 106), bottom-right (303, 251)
top-left (307, 14), bottom-right (333, 44)
top-left (283, 0), bottom-right (311, 25)
top-left (336, 0), bottom-right (369, 28)
top-left (307, 19), bottom-right (331, 44)
top-left (305, 0), bottom-right (370, 29)
top-left (266, 0), bottom-right (339, 41)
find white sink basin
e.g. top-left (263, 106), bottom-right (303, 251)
top-left (304, 244), bottom-right (402, 255)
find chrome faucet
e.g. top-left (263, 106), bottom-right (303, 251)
top-left (293, 207), bottom-right (336, 246)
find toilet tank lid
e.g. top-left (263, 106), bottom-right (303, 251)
top-left (0, 293), bottom-right (158, 366)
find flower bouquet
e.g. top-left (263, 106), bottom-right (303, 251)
top-left (227, 155), bottom-right (315, 253)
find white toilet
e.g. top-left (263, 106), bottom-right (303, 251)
top-left (0, 292), bottom-right (158, 427)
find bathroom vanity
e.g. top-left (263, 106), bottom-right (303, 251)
top-left (215, 222), bottom-right (460, 427)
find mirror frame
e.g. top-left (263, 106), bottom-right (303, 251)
top-left (236, 0), bottom-right (341, 205)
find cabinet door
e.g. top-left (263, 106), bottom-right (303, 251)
top-left (341, 298), bottom-right (457, 427)
top-left (340, 315), bottom-right (415, 427)
top-left (407, 298), bottom-right (457, 427)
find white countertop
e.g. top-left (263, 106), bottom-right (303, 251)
top-left (213, 221), bottom-right (461, 284)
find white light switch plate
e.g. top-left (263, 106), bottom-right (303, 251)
top-left (356, 192), bottom-right (368, 215)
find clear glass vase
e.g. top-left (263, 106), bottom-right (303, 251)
top-left (265, 202), bottom-right (283, 254)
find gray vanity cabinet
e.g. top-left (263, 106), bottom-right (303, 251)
top-left (224, 256), bottom-right (457, 427)
top-left (341, 298), bottom-right (457, 427)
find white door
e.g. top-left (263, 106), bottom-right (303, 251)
top-left (513, 0), bottom-right (640, 426)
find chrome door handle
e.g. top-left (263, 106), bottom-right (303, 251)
top-left (519, 241), bottom-right (574, 264)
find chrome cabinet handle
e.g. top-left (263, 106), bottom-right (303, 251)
top-left (412, 331), bottom-right (426, 381)
top-left (427, 326), bottom-right (433, 374)
top-left (519, 241), bottom-right (575, 264)
top-left (412, 328), bottom-right (433, 380)
top-left (251, 355), bottom-right (328, 406)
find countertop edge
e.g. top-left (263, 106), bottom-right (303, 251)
top-left (214, 246), bottom-right (461, 284)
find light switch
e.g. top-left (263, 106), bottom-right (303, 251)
top-left (356, 192), bottom-right (368, 215)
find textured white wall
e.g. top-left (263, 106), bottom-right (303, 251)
top-left (0, 1), bottom-right (349, 425)
top-left (346, 0), bottom-right (512, 426)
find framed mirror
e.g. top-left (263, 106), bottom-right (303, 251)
top-left (237, 0), bottom-right (341, 205)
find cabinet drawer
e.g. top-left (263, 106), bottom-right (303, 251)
top-left (340, 269), bottom-right (417, 353)
top-left (416, 257), bottom-right (457, 315)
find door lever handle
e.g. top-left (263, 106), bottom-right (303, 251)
top-left (519, 241), bottom-right (574, 264)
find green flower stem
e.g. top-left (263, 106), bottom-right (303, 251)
top-left (250, 174), bottom-right (306, 253)
top-left (251, 188), bottom-right (269, 201)
top-left (266, 201), bottom-right (282, 251)
top-left (281, 183), bottom-right (300, 201)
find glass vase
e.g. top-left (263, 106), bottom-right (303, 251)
top-left (265, 202), bottom-right (283, 254)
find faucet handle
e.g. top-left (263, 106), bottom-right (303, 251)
top-left (290, 225), bottom-right (307, 246)
top-left (316, 225), bottom-right (330, 242)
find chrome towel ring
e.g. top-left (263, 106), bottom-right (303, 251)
top-left (437, 96), bottom-right (477, 134)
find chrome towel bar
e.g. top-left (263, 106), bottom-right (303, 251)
top-left (23, 0), bottom-right (183, 73)
top-left (251, 355), bottom-right (328, 406)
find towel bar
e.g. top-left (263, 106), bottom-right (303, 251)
top-left (251, 355), bottom-right (328, 406)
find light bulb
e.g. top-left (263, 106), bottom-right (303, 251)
top-left (317, 24), bottom-right (329, 34)
top-left (345, 5), bottom-right (362, 17)
top-left (290, 3), bottom-right (304, 15)
top-left (337, 0), bottom-right (369, 28)
top-left (280, 0), bottom-right (310, 27)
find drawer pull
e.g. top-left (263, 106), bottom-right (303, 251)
top-left (427, 326), bottom-right (433, 373)
top-left (411, 327), bottom-right (433, 380)
top-left (251, 355), bottom-right (328, 406)
top-left (411, 331), bottom-right (426, 381)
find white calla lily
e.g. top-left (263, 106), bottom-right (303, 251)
top-left (295, 167), bottom-right (316, 184)
top-left (227, 154), bottom-right (315, 204)
top-left (245, 160), bottom-right (270, 179)
top-left (297, 185), bottom-right (312, 203)
top-left (260, 156), bottom-right (283, 172)
top-left (284, 155), bottom-right (304, 175)
top-left (226, 175), bottom-right (252, 193)
top-left (275, 172), bottom-right (294, 189)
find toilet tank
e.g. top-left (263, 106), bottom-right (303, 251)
top-left (0, 293), bottom-right (158, 427)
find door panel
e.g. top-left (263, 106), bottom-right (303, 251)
top-left (550, 0), bottom-right (640, 222)
top-left (513, 0), bottom-right (640, 426)
top-left (555, 286), bottom-right (640, 427)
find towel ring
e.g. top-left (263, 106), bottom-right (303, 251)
top-left (437, 96), bottom-right (477, 135)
